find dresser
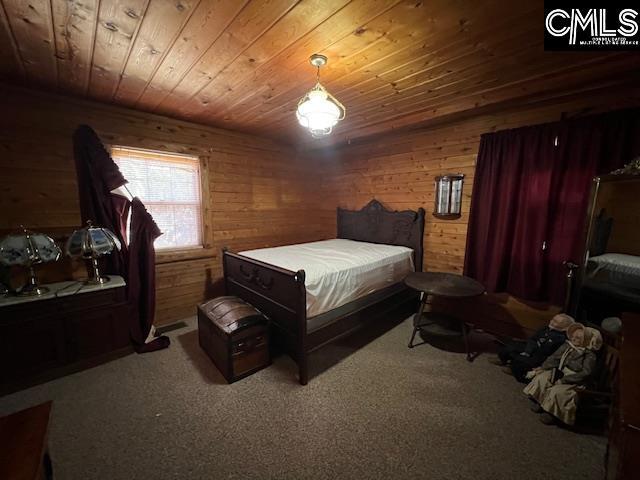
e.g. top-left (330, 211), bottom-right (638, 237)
top-left (0, 277), bottom-right (132, 394)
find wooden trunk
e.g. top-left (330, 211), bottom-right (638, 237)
top-left (197, 296), bottom-right (270, 383)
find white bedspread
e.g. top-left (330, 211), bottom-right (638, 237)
top-left (588, 253), bottom-right (640, 289)
top-left (239, 239), bottom-right (414, 318)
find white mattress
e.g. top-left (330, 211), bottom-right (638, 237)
top-left (239, 239), bottom-right (414, 318)
top-left (588, 253), bottom-right (640, 290)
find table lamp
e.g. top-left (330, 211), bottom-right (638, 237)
top-left (65, 221), bottom-right (122, 284)
top-left (0, 227), bottom-right (62, 295)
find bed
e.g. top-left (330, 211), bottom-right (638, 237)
top-left (587, 253), bottom-right (640, 291)
top-left (222, 200), bottom-right (425, 384)
top-left (582, 253), bottom-right (640, 312)
top-left (575, 174), bottom-right (640, 320)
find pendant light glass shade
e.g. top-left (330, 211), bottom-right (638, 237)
top-left (296, 83), bottom-right (345, 137)
top-left (296, 54), bottom-right (345, 138)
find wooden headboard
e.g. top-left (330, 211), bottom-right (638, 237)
top-left (337, 199), bottom-right (426, 272)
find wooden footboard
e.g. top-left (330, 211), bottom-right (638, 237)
top-left (222, 249), bottom-right (309, 383)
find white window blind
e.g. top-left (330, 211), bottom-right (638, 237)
top-left (111, 147), bottom-right (202, 250)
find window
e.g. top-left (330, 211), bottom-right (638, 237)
top-left (111, 146), bottom-right (202, 250)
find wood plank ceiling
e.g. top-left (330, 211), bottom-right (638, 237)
top-left (0, 0), bottom-right (638, 147)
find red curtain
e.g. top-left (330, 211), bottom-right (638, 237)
top-left (73, 126), bottom-right (129, 275)
top-left (128, 198), bottom-right (169, 352)
top-left (73, 125), bottom-right (170, 352)
top-left (464, 109), bottom-right (640, 305)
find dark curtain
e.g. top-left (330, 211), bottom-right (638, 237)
top-left (72, 125), bottom-right (129, 275)
top-left (464, 109), bottom-right (640, 305)
top-left (129, 199), bottom-right (169, 352)
top-left (72, 125), bottom-right (170, 352)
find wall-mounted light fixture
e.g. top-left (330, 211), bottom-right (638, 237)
top-left (433, 174), bottom-right (465, 219)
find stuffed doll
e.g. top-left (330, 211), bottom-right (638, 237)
top-left (490, 313), bottom-right (574, 382)
top-left (523, 323), bottom-right (603, 425)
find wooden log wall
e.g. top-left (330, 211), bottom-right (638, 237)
top-left (311, 85), bottom-right (640, 337)
top-left (2, 81), bottom-right (639, 335)
top-left (0, 84), bottom-right (325, 325)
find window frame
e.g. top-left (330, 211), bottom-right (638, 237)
top-left (109, 145), bottom-right (211, 258)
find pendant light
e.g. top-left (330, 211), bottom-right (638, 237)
top-left (296, 54), bottom-right (345, 138)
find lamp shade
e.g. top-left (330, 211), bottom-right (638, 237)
top-left (65, 223), bottom-right (122, 259)
top-left (0, 228), bottom-right (62, 296)
top-left (296, 84), bottom-right (344, 137)
top-left (0, 229), bottom-right (61, 267)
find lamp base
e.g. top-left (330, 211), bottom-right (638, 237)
top-left (19, 284), bottom-right (50, 296)
top-left (86, 276), bottom-right (110, 285)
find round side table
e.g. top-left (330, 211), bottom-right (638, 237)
top-left (405, 272), bottom-right (485, 360)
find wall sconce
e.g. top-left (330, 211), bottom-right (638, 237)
top-left (433, 174), bottom-right (465, 219)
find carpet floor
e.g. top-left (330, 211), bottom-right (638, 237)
top-left (0, 316), bottom-right (606, 480)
